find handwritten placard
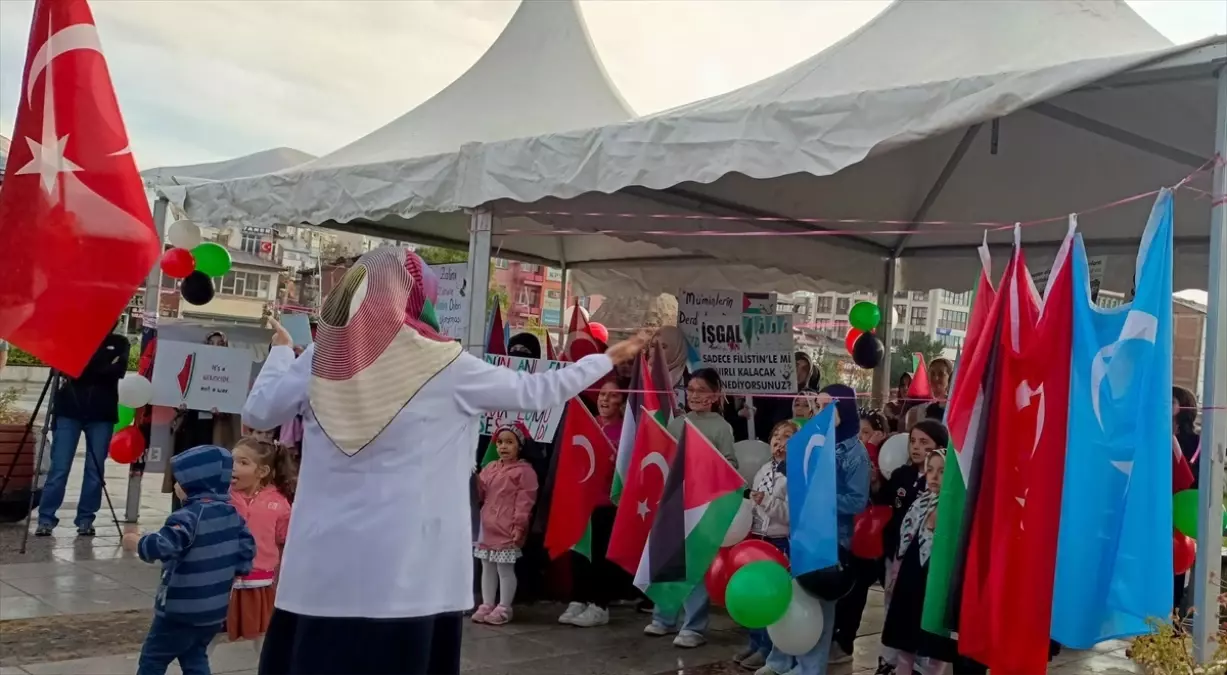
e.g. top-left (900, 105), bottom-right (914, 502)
top-left (478, 354), bottom-right (568, 441)
top-left (696, 314), bottom-right (795, 395)
top-left (150, 341), bottom-right (253, 414)
top-left (431, 263), bottom-right (470, 341)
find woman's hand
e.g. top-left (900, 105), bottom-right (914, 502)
top-left (605, 329), bottom-right (654, 365)
top-left (268, 317), bottom-right (293, 348)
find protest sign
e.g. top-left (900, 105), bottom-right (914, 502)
top-left (697, 314), bottom-right (795, 395)
top-left (151, 341), bottom-right (253, 414)
top-left (280, 313), bottom-right (312, 347)
top-left (478, 354), bottom-right (568, 441)
top-left (677, 289), bottom-right (777, 355)
top-left (431, 263), bottom-right (470, 341)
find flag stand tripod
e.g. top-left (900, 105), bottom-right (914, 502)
top-left (3, 370), bottom-right (125, 555)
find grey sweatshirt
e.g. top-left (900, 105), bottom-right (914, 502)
top-left (668, 411), bottom-right (738, 468)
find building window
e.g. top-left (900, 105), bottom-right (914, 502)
top-left (938, 309), bottom-right (969, 332)
top-left (891, 328), bottom-right (905, 347)
top-left (829, 319), bottom-right (849, 338)
top-left (240, 233), bottom-right (261, 255)
top-left (895, 304), bottom-right (907, 322)
top-left (1097, 295), bottom-right (1124, 309)
top-left (941, 290), bottom-right (971, 306)
top-left (493, 258), bottom-right (508, 269)
top-left (214, 271), bottom-right (270, 299)
top-left (910, 306), bottom-right (928, 327)
top-left (912, 291), bottom-right (929, 301)
top-left (835, 297), bottom-right (851, 315)
top-left (815, 296), bottom-right (833, 314)
top-left (894, 291), bottom-right (909, 299)
top-left (937, 334), bottom-right (964, 349)
top-left (520, 263), bottom-right (540, 274)
top-left (517, 286), bottom-right (541, 307)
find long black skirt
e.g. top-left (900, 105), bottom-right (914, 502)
top-left (258, 608), bottom-right (463, 675)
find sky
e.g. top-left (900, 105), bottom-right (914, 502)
top-left (1, 0), bottom-right (1224, 172)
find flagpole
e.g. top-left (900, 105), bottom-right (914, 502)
top-left (1191, 64), bottom-right (1227, 664)
top-left (465, 208), bottom-right (493, 357)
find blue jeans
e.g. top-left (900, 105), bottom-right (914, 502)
top-left (137, 615), bottom-right (218, 675)
top-left (784, 596), bottom-right (837, 675)
top-left (652, 584), bottom-right (710, 634)
top-left (38, 417), bottom-right (113, 529)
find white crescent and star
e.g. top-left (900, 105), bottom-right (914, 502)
top-left (16, 23), bottom-right (105, 202)
top-left (636, 452), bottom-right (670, 520)
top-left (1013, 380), bottom-right (1046, 520)
top-left (802, 433), bottom-right (825, 482)
top-left (573, 434), bottom-right (595, 484)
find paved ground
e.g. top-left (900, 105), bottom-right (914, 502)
top-left (0, 417), bottom-right (1144, 674)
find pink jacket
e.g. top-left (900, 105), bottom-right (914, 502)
top-left (476, 459), bottom-right (538, 551)
top-left (230, 485), bottom-right (291, 588)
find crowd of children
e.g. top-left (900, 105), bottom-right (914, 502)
top-left (118, 343), bottom-right (971, 675)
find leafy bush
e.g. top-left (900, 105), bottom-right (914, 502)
top-left (6, 340), bottom-right (139, 371)
top-left (1130, 613), bottom-right (1227, 675)
top-left (0, 387), bottom-right (27, 425)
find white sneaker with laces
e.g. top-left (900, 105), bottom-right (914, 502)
top-left (571, 604), bottom-right (609, 627)
top-left (673, 630), bottom-right (706, 648)
top-left (644, 621), bottom-right (675, 636)
top-left (740, 652), bottom-right (767, 669)
top-left (733, 646), bottom-right (756, 663)
top-left (558, 602), bottom-right (586, 625)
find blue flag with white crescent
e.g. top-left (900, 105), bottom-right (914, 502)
top-left (788, 404), bottom-right (838, 576)
top-left (1051, 189), bottom-right (1174, 648)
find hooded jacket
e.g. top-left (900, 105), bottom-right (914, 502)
top-left (138, 445), bottom-right (255, 626)
top-left (820, 384), bottom-right (871, 548)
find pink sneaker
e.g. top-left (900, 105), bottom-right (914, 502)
top-left (485, 605), bottom-right (513, 625)
top-left (471, 604), bottom-right (494, 623)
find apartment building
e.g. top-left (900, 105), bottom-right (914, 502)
top-left (491, 260), bottom-right (597, 331)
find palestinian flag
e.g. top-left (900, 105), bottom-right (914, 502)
top-left (545, 399), bottom-right (615, 559)
top-left (634, 420), bottom-right (744, 614)
top-left (922, 236), bottom-right (1005, 637)
top-left (607, 411), bottom-right (677, 574)
top-left (487, 303), bottom-right (507, 356)
top-left (611, 348), bottom-right (675, 504)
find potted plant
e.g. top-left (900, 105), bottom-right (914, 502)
top-left (0, 386), bottom-right (47, 523)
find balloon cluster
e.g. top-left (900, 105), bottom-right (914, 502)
top-left (843, 301), bottom-right (884, 369)
top-left (159, 220), bottom-right (233, 306)
top-left (109, 374), bottom-right (153, 464)
top-left (702, 500), bottom-right (826, 655)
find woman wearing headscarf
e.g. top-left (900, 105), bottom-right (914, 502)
top-left (242, 248), bottom-right (647, 675)
top-left (507, 332), bottom-right (542, 360)
top-left (166, 330), bottom-right (242, 510)
top-left (785, 384), bottom-right (870, 675)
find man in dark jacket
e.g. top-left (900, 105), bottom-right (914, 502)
top-left (35, 331), bottom-right (131, 536)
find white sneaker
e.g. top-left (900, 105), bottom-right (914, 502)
top-left (644, 621), bottom-right (675, 636)
top-left (571, 604), bottom-right (609, 627)
top-left (753, 665), bottom-right (784, 675)
top-left (740, 652), bottom-right (767, 669)
top-left (558, 602), bottom-right (586, 625)
top-left (828, 644), bottom-right (854, 664)
top-left (673, 630), bottom-right (706, 648)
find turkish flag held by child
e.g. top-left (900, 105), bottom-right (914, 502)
top-left (0, 0), bottom-right (160, 376)
top-left (545, 399), bottom-right (616, 559)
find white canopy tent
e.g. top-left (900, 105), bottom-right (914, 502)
top-left (142, 147), bottom-right (317, 185)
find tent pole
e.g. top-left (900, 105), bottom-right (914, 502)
top-left (872, 257), bottom-right (898, 406)
top-left (1191, 63), bottom-right (1227, 664)
top-left (465, 209), bottom-right (493, 356)
top-left (123, 196), bottom-right (168, 523)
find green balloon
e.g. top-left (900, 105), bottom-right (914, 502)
top-left (1173, 489), bottom-right (1225, 540)
top-left (848, 301), bottom-right (882, 332)
top-left (192, 242), bottom-right (232, 277)
top-left (114, 405), bottom-right (135, 432)
top-left (725, 560), bottom-right (793, 628)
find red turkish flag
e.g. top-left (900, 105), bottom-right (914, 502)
top-left (606, 411), bottom-right (678, 575)
top-left (544, 399), bottom-right (616, 559)
top-left (0, 0), bottom-right (159, 377)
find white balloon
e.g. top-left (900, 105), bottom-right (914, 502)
top-left (766, 581), bottom-right (825, 655)
top-left (117, 374), bottom-right (154, 408)
top-left (722, 499), bottom-right (753, 547)
top-left (733, 440), bottom-right (772, 485)
top-left (167, 220), bottom-right (202, 250)
top-left (878, 433), bottom-right (910, 480)
top-left (563, 304), bottom-right (590, 328)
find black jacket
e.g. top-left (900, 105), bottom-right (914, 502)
top-left (53, 334), bottom-right (130, 423)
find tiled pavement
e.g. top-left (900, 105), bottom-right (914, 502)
top-left (1, 448), bottom-right (1143, 674)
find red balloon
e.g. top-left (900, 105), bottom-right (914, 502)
top-left (705, 547), bottom-right (734, 606)
top-left (109, 427), bottom-right (144, 464)
top-left (728, 538), bottom-right (789, 573)
top-left (160, 248), bottom-right (196, 279)
top-left (844, 327), bottom-right (863, 355)
top-left (1174, 532), bottom-right (1196, 575)
top-left (588, 322), bottom-right (609, 343)
top-left (851, 505), bottom-right (892, 560)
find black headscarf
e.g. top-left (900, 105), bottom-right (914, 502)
top-left (821, 383), bottom-right (860, 443)
top-left (507, 332), bottom-right (542, 359)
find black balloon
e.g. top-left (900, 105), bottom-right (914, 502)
top-left (851, 332), bottom-right (884, 369)
top-left (795, 556), bottom-right (857, 602)
top-left (180, 271), bottom-right (215, 306)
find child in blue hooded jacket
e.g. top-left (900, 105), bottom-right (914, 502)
top-left (123, 445), bottom-right (256, 675)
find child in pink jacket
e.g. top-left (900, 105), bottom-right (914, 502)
top-left (473, 423), bottom-right (539, 625)
top-left (226, 437), bottom-right (294, 653)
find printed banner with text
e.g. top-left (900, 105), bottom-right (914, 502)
top-left (150, 341), bottom-right (253, 414)
top-left (479, 354), bottom-right (569, 441)
top-left (697, 314), bottom-right (795, 395)
top-left (430, 262), bottom-right (470, 341)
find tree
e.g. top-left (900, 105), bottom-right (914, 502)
top-left (889, 333), bottom-right (948, 384)
top-left (414, 245), bottom-right (467, 265)
top-left (488, 285), bottom-right (510, 315)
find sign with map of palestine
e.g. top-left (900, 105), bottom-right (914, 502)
top-left (150, 340), bottom-right (253, 414)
